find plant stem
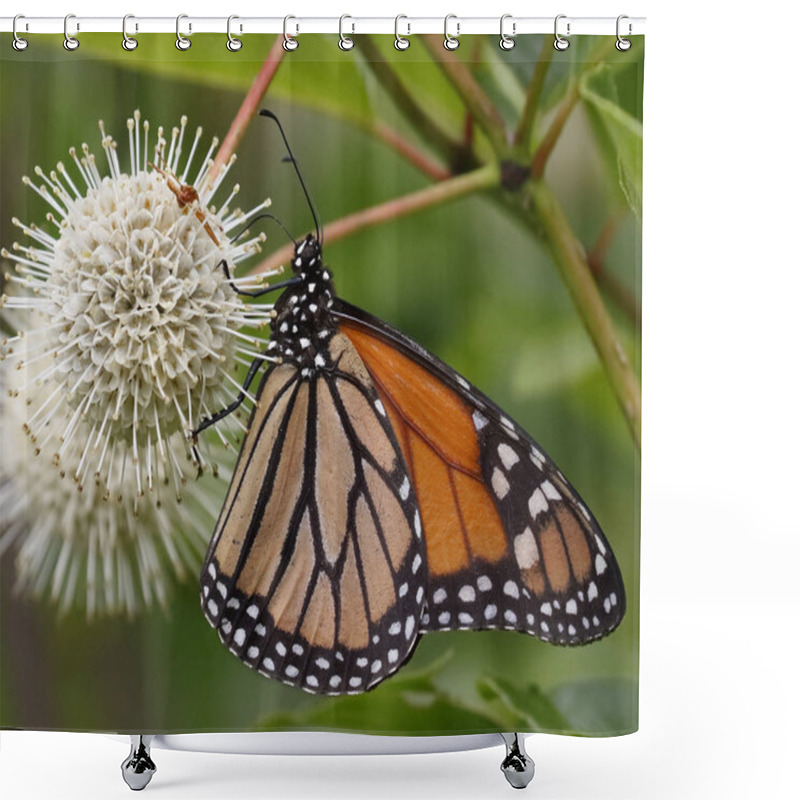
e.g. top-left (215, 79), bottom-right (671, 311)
top-left (420, 35), bottom-right (509, 158)
top-left (531, 80), bottom-right (580, 178)
top-left (588, 211), bottom-right (641, 327)
top-left (209, 36), bottom-right (285, 184)
top-left (372, 122), bottom-right (451, 181)
top-left (514, 45), bottom-right (554, 148)
top-left (532, 38), bottom-right (617, 178)
top-left (359, 36), bottom-right (468, 169)
top-left (526, 180), bottom-right (641, 448)
top-left (247, 164), bottom-right (499, 277)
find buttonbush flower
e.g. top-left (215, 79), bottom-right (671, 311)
top-left (0, 111), bottom-right (280, 616)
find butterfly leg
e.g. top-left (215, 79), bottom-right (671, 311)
top-left (121, 735), bottom-right (156, 791)
top-left (218, 259), bottom-right (300, 298)
top-left (192, 351), bottom-right (268, 452)
top-left (500, 733), bottom-right (535, 789)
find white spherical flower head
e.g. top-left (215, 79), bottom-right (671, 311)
top-left (0, 112), bottom-right (282, 615)
top-left (50, 168), bottom-right (238, 436)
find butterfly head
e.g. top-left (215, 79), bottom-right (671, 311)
top-left (291, 233), bottom-right (323, 276)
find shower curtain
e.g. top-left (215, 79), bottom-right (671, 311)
top-left (0, 30), bottom-right (642, 738)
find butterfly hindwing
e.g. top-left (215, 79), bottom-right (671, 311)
top-left (334, 299), bottom-right (626, 646)
top-left (200, 333), bottom-right (427, 694)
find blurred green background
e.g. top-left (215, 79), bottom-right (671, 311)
top-left (0, 34), bottom-right (641, 736)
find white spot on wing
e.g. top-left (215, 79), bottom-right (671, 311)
top-left (458, 585), bottom-right (476, 602)
top-left (542, 480), bottom-right (561, 500)
top-left (514, 527), bottom-right (539, 569)
top-left (497, 442), bottom-right (519, 470)
top-left (503, 580), bottom-right (520, 599)
top-left (491, 467), bottom-right (510, 499)
top-left (528, 488), bottom-right (548, 519)
top-left (566, 599), bottom-right (578, 615)
top-left (472, 410), bottom-right (489, 431)
top-left (595, 554), bottom-right (608, 575)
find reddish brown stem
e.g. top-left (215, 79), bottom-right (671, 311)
top-left (588, 212), bottom-right (642, 327)
top-left (372, 122), bottom-right (452, 182)
top-left (531, 81), bottom-right (580, 178)
top-left (209, 36), bottom-right (286, 184)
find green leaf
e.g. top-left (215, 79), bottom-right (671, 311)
top-left (253, 651), bottom-right (505, 734)
top-left (551, 678), bottom-right (638, 735)
top-left (579, 68), bottom-right (643, 223)
top-left (476, 676), bottom-right (570, 731)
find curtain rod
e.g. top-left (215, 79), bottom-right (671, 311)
top-left (0, 16), bottom-right (646, 37)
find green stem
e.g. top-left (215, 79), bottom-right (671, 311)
top-left (420, 35), bottom-right (510, 159)
top-left (526, 180), bottom-right (641, 448)
top-left (249, 164), bottom-right (499, 277)
top-left (514, 45), bottom-right (554, 148)
top-left (359, 36), bottom-right (468, 169)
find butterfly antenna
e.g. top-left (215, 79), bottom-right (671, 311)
top-left (231, 212), bottom-right (297, 247)
top-left (259, 109), bottom-right (323, 246)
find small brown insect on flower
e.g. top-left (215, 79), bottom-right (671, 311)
top-left (150, 163), bottom-right (221, 246)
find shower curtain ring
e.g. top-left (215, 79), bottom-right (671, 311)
top-left (616, 15), bottom-right (632, 51)
top-left (339, 15), bottom-right (355, 51)
top-left (63, 13), bottom-right (79, 51)
top-left (176, 14), bottom-right (191, 50)
top-left (122, 15), bottom-right (138, 51)
top-left (499, 14), bottom-right (515, 50)
top-left (394, 15), bottom-right (411, 51)
top-left (553, 14), bottom-right (570, 51)
top-left (227, 16), bottom-right (243, 51)
top-left (444, 14), bottom-right (460, 50)
top-left (12, 15), bottom-right (28, 51)
top-left (283, 15), bottom-right (299, 51)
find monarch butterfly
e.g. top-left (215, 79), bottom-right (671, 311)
top-left (194, 111), bottom-right (625, 696)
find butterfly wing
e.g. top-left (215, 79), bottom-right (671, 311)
top-left (200, 333), bottom-right (427, 695)
top-left (334, 299), bottom-right (625, 646)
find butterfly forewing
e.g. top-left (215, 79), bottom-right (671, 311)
top-left (334, 300), bottom-right (625, 646)
top-left (200, 334), bottom-right (427, 695)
